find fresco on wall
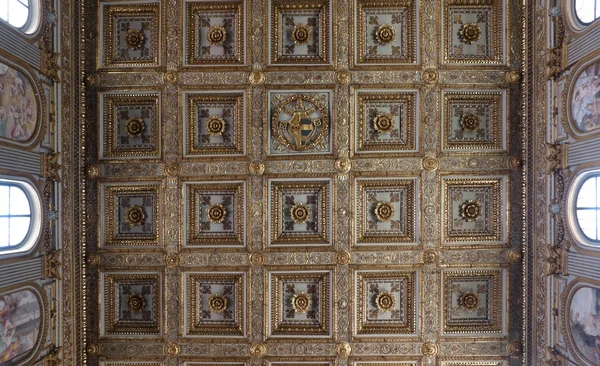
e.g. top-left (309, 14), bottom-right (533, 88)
top-left (0, 289), bottom-right (41, 365)
top-left (572, 60), bottom-right (600, 132)
top-left (570, 286), bottom-right (600, 364)
top-left (0, 62), bottom-right (38, 143)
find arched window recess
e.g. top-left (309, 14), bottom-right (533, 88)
top-left (574, 0), bottom-right (600, 25)
top-left (0, 0), bottom-right (40, 34)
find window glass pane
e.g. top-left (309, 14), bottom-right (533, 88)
top-left (576, 0), bottom-right (597, 23)
top-left (578, 209), bottom-right (597, 240)
top-left (15, 0), bottom-right (27, 6)
top-left (0, 185), bottom-right (8, 215)
top-left (9, 186), bottom-right (30, 215)
top-left (7, 0), bottom-right (28, 28)
top-left (0, 217), bottom-right (8, 247)
top-left (0, 0), bottom-right (8, 21)
top-left (9, 216), bottom-right (29, 245)
top-left (578, 177), bottom-right (597, 208)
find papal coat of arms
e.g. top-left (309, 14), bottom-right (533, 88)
top-left (270, 92), bottom-right (330, 153)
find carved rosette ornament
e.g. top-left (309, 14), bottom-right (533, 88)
top-left (291, 23), bottom-right (311, 44)
top-left (291, 292), bottom-right (312, 313)
top-left (375, 291), bottom-right (396, 312)
top-left (375, 24), bottom-right (396, 44)
top-left (86, 74), bottom-right (99, 87)
top-left (208, 294), bottom-right (228, 313)
top-left (508, 157), bottom-right (523, 170)
top-left (206, 25), bottom-right (227, 45)
top-left (507, 249), bottom-right (522, 264)
top-left (87, 254), bottom-right (101, 267)
top-left (125, 205), bottom-right (146, 226)
top-left (207, 204), bottom-right (227, 224)
top-left (336, 70), bottom-right (351, 85)
top-left (458, 291), bottom-right (479, 311)
top-left (206, 116), bottom-right (226, 135)
top-left (460, 200), bottom-right (481, 222)
top-left (459, 23), bottom-right (481, 44)
top-left (249, 161), bottom-right (266, 175)
top-left (165, 162), bottom-right (181, 177)
top-left (421, 342), bottom-right (438, 357)
top-left (126, 293), bottom-right (146, 312)
top-left (249, 71), bottom-right (265, 85)
top-left (335, 250), bottom-right (351, 265)
top-left (460, 113), bottom-right (480, 131)
top-left (507, 341), bottom-right (522, 357)
top-left (124, 117), bottom-right (145, 137)
top-left (422, 69), bottom-right (438, 84)
top-left (124, 28), bottom-right (145, 50)
top-left (507, 70), bottom-right (522, 84)
top-left (249, 343), bottom-right (267, 357)
top-left (87, 165), bottom-right (100, 178)
top-left (164, 70), bottom-right (179, 84)
top-left (164, 342), bottom-right (181, 357)
top-left (422, 156), bottom-right (439, 172)
top-left (250, 252), bottom-right (265, 266)
top-left (335, 342), bottom-right (352, 358)
top-left (165, 252), bottom-right (181, 267)
top-left (290, 203), bottom-right (310, 224)
top-left (374, 201), bottom-right (395, 222)
top-left (335, 157), bottom-right (352, 173)
top-left (86, 343), bottom-right (99, 355)
top-left (373, 113), bottom-right (394, 133)
top-left (422, 249), bottom-right (439, 264)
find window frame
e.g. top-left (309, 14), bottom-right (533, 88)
top-left (0, 176), bottom-right (42, 257)
top-left (568, 169), bottom-right (600, 251)
top-left (0, 0), bottom-right (40, 35)
top-left (574, 0), bottom-right (600, 25)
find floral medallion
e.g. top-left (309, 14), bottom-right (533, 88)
top-left (374, 201), bottom-right (395, 222)
top-left (126, 293), bottom-right (146, 312)
top-left (375, 24), bottom-right (396, 44)
top-left (460, 200), bottom-right (481, 222)
top-left (124, 28), bottom-right (145, 50)
top-left (291, 23), bottom-right (311, 45)
top-left (375, 291), bottom-right (396, 312)
top-left (206, 24), bottom-right (227, 45)
top-left (124, 205), bottom-right (145, 226)
top-left (207, 203), bottom-right (227, 224)
top-left (291, 292), bottom-right (312, 313)
top-left (208, 294), bottom-right (228, 313)
top-left (460, 112), bottom-right (480, 131)
top-left (458, 291), bottom-right (479, 311)
top-left (205, 115), bottom-right (226, 136)
top-left (459, 23), bottom-right (481, 44)
top-left (373, 113), bottom-right (394, 133)
top-left (124, 117), bottom-right (145, 137)
top-left (290, 202), bottom-right (310, 224)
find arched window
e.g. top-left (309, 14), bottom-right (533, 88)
top-left (0, 0), bottom-right (40, 34)
top-left (575, 174), bottom-right (600, 242)
top-left (0, 178), bottom-right (42, 256)
top-left (575, 0), bottom-right (600, 24)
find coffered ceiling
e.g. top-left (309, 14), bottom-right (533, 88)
top-left (83, 0), bottom-right (525, 364)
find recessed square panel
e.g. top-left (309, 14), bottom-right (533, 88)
top-left (268, 179), bottom-right (331, 247)
top-left (185, 1), bottom-right (245, 65)
top-left (184, 91), bottom-right (245, 156)
top-left (354, 90), bottom-right (418, 153)
top-left (442, 91), bottom-right (505, 151)
top-left (101, 92), bottom-right (161, 159)
top-left (268, 90), bottom-right (332, 155)
top-left (100, 272), bottom-right (162, 337)
top-left (183, 271), bottom-right (247, 338)
top-left (443, 0), bottom-right (502, 64)
top-left (270, 0), bottom-right (330, 65)
top-left (355, 0), bottom-right (416, 65)
top-left (184, 181), bottom-right (246, 247)
top-left (441, 269), bottom-right (505, 335)
top-left (353, 270), bottom-right (417, 338)
top-left (267, 270), bottom-right (332, 338)
top-left (101, 3), bottom-right (160, 67)
top-left (355, 178), bottom-right (417, 246)
top-left (441, 176), bottom-right (507, 245)
top-left (100, 183), bottom-right (161, 247)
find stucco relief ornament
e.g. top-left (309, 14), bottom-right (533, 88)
top-left (422, 249), bottom-right (439, 264)
top-left (335, 342), bottom-right (352, 358)
top-left (336, 70), bottom-right (351, 85)
top-left (460, 200), bottom-right (481, 221)
top-left (249, 343), bottom-right (267, 357)
top-left (459, 23), bottom-right (481, 44)
top-left (458, 291), bottom-right (479, 311)
top-left (206, 116), bottom-right (226, 135)
top-left (421, 342), bottom-right (438, 356)
top-left (422, 69), bottom-right (438, 84)
top-left (208, 294), bottom-right (228, 313)
top-left (373, 113), bottom-right (394, 133)
top-left (126, 293), bottom-right (145, 312)
top-left (460, 112), bottom-right (480, 131)
top-left (507, 249), bottom-right (522, 264)
top-left (87, 165), bottom-right (100, 178)
top-left (124, 117), bottom-right (145, 137)
top-left (125, 205), bottom-right (145, 226)
top-left (250, 252), bottom-right (265, 266)
top-left (374, 201), bottom-right (395, 222)
top-left (207, 25), bottom-right (227, 45)
top-left (272, 94), bottom-right (329, 151)
top-left (506, 70), bottom-right (522, 85)
top-left (507, 341), bottom-right (522, 357)
top-left (375, 24), bottom-right (396, 44)
top-left (290, 203), bottom-right (310, 224)
top-left (164, 70), bottom-right (179, 84)
top-left (165, 162), bottom-right (181, 177)
top-left (124, 28), bottom-right (145, 50)
top-left (249, 161), bottom-right (266, 175)
top-left (86, 343), bottom-right (99, 355)
top-left (164, 342), bottom-right (181, 357)
top-left (375, 291), bottom-right (396, 312)
top-left (165, 252), bottom-right (181, 267)
top-left (207, 203), bottom-right (227, 224)
top-left (335, 250), bottom-right (351, 265)
top-left (291, 23), bottom-right (311, 45)
top-left (291, 292), bottom-right (312, 313)
top-left (249, 71), bottom-right (265, 85)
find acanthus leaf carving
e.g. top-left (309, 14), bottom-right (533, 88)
top-left (546, 245), bottom-right (567, 276)
top-left (41, 152), bottom-right (62, 182)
